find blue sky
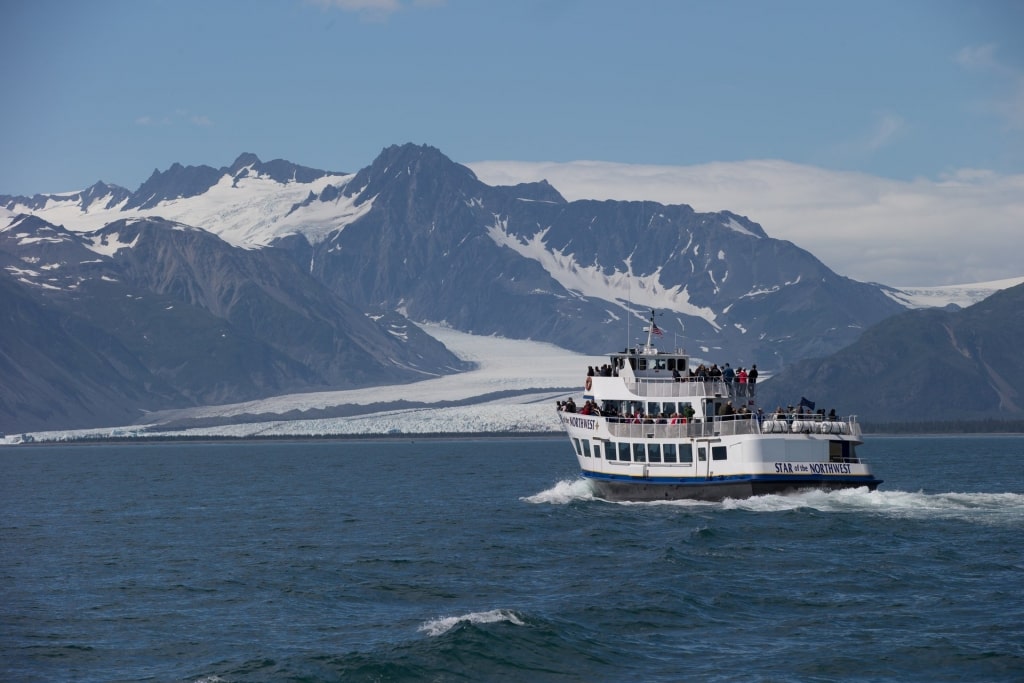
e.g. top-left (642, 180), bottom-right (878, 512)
top-left (2, 0), bottom-right (1022, 286)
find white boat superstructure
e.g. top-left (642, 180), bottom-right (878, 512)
top-left (558, 311), bottom-right (881, 501)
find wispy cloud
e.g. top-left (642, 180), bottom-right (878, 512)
top-left (829, 111), bottom-right (906, 164)
top-left (955, 44), bottom-right (1002, 71)
top-left (305, 0), bottom-right (441, 21)
top-left (134, 110), bottom-right (214, 128)
top-left (466, 159), bottom-right (1024, 288)
top-left (864, 112), bottom-right (905, 151)
top-left (955, 43), bottom-right (1024, 131)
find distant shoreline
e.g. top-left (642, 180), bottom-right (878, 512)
top-left (3, 431), bottom-right (566, 447)
top-left (6, 429), bottom-right (1024, 448)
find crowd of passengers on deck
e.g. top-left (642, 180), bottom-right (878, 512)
top-left (587, 360), bottom-right (759, 397)
top-left (559, 391), bottom-right (845, 426)
top-left (556, 397), bottom-right (759, 424)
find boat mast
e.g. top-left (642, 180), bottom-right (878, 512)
top-left (644, 308), bottom-right (660, 352)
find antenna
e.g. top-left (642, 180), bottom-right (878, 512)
top-left (625, 273), bottom-right (631, 350)
top-left (644, 308), bottom-right (664, 350)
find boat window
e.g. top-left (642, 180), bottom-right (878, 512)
top-left (663, 443), bottom-right (677, 463)
top-left (829, 441), bottom-right (844, 460)
top-left (617, 442), bottom-right (631, 461)
top-left (712, 446), bottom-right (728, 461)
top-left (829, 441), bottom-right (855, 462)
top-left (647, 401), bottom-right (673, 416)
top-left (582, 440), bottom-right (592, 458)
top-left (678, 443), bottom-right (694, 464)
top-left (572, 438), bottom-right (582, 456)
top-left (698, 447), bottom-right (707, 462)
top-left (632, 443), bottom-right (646, 462)
top-left (648, 444), bottom-right (662, 463)
top-left (593, 443), bottom-right (602, 460)
top-left (668, 358), bottom-right (687, 372)
top-left (653, 359), bottom-right (667, 370)
top-left (606, 444), bottom-right (617, 460)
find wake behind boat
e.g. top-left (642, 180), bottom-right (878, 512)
top-left (558, 311), bottom-right (881, 501)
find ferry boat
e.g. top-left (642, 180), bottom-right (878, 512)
top-left (557, 311), bottom-right (882, 501)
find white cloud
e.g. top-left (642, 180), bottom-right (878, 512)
top-left (955, 43), bottom-right (1024, 131)
top-left (955, 44), bottom-right (1001, 70)
top-left (134, 110), bottom-right (213, 127)
top-left (306, 0), bottom-right (402, 20)
top-left (306, 0), bottom-right (444, 21)
top-left (465, 159), bottom-right (1024, 288)
top-left (829, 111), bottom-right (906, 165)
top-left (865, 112), bottom-right (905, 151)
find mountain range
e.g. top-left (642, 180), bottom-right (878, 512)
top-left (2, 144), bottom-right (1021, 432)
top-left (758, 280), bottom-right (1024, 423)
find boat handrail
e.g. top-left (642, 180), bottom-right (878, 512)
top-left (623, 378), bottom-right (733, 398)
top-left (603, 415), bottom-right (861, 439)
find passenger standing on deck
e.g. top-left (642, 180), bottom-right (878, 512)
top-left (722, 363), bottom-right (735, 395)
top-left (748, 364), bottom-right (758, 397)
top-left (737, 367), bottom-right (748, 397)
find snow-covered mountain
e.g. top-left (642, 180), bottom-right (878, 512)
top-left (881, 276), bottom-right (1024, 309)
top-left (3, 144), bottom-right (1020, 432)
top-left (4, 145), bottom-right (905, 360)
top-left (4, 324), bottom-right (595, 443)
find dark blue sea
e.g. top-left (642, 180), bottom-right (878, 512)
top-left (2, 435), bottom-right (1023, 683)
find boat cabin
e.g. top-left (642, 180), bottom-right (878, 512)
top-left (611, 347), bottom-right (689, 382)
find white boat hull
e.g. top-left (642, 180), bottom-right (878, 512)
top-left (558, 310), bottom-right (882, 501)
top-left (561, 415), bottom-right (881, 502)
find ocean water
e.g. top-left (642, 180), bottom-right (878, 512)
top-left (2, 435), bottom-right (1023, 683)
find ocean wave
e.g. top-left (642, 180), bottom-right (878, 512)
top-left (527, 479), bottom-right (1024, 524)
top-left (722, 487), bottom-right (1024, 523)
top-left (418, 609), bottom-right (525, 637)
top-left (521, 478), bottom-right (595, 504)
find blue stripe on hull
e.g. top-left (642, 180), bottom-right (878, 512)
top-left (583, 471), bottom-right (882, 502)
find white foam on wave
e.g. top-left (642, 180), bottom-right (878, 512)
top-left (722, 487), bottom-right (1024, 524)
top-left (418, 609), bottom-right (525, 637)
top-left (522, 478), bottom-right (595, 504)
top-left (526, 482), bottom-right (1024, 523)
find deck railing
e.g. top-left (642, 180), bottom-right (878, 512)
top-left (603, 415), bottom-right (861, 439)
top-left (623, 378), bottom-right (736, 398)
top-left (597, 377), bottom-right (761, 400)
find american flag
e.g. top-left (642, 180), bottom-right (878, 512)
top-left (651, 322), bottom-right (663, 337)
